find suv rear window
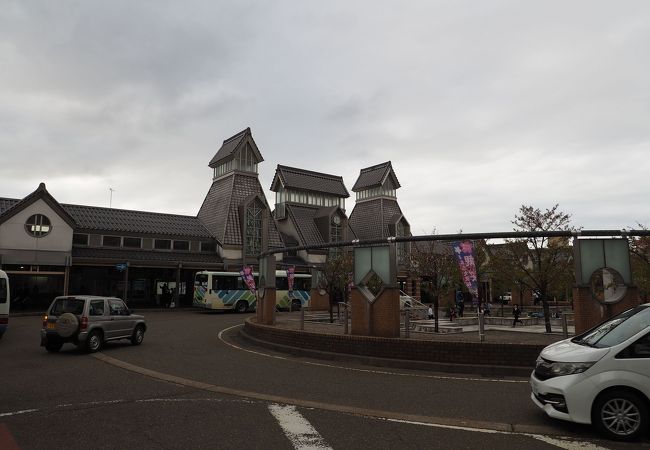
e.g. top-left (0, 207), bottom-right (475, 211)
top-left (50, 298), bottom-right (85, 316)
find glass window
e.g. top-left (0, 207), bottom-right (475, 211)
top-left (201, 241), bottom-right (216, 253)
top-left (89, 300), bottom-right (105, 316)
top-left (573, 305), bottom-right (650, 348)
top-left (102, 236), bottom-right (121, 247)
top-left (173, 240), bottom-right (189, 251)
top-left (0, 279), bottom-right (7, 304)
top-left (123, 237), bottom-right (142, 248)
top-left (108, 299), bottom-right (128, 316)
top-left (154, 239), bottom-right (172, 250)
top-left (617, 333), bottom-right (650, 359)
top-left (245, 200), bottom-right (263, 257)
top-left (50, 298), bottom-right (85, 315)
top-left (73, 233), bottom-right (89, 246)
top-left (194, 274), bottom-right (208, 288)
top-left (25, 214), bottom-right (51, 237)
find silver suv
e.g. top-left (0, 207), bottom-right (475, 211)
top-left (40, 295), bottom-right (146, 353)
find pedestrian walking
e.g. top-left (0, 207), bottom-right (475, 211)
top-left (427, 305), bottom-right (434, 320)
top-left (484, 302), bottom-right (492, 317)
top-left (449, 305), bottom-right (457, 321)
top-left (512, 304), bottom-right (523, 327)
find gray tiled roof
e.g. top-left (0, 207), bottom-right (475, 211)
top-left (71, 246), bottom-right (222, 265)
top-left (348, 198), bottom-right (406, 240)
top-left (64, 204), bottom-right (213, 238)
top-left (198, 173), bottom-right (283, 248)
top-left (286, 204), bottom-right (326, 246)
top-left (351, 161), bottom-right (401, 191)
top-left (208, 128), bottom-right (263, 168)
top-left (1, 196), bottom-right (211, 238)
top-left (271, 165), bottom-right (349, 197)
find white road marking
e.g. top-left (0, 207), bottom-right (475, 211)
top-left (385, 418), bottom-right (610, 450)
top-left (268, 404), bottom-right (333, 450)
top-left (218, 324), bottom-right (528, 384)
top-left (0, 409), bottom-right (38, 417)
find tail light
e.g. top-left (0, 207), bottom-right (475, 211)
top-left (80, 316), bottom-right (88, 331)
top-left (42, 315), bottom-right (48, 328)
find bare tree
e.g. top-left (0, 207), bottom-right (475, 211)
top-left (317, 252), bottom-right (354, 323)
top-left (407, 236), bottom-right (459, 332)
top-left (628, 224), bottom-right (650, 302)
top-left (491, 204), bottom-right (576, 332)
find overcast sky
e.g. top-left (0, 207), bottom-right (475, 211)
top-left (1, 1), bottom-right (649, 235)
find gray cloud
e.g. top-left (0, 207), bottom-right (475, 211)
top-left (1, 0), bottom-right (649, 234)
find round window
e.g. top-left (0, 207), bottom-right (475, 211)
top-left (25, 214), bottom-right (52, 237)
top-left (589, 267), bottom-right (627, 304)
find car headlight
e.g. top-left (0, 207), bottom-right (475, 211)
top-left (549, 361), bottom-right (595, 376)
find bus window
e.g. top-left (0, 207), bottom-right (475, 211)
top-left (294, 278), bottom-right (311, 291)
top-left (276, 277), bottom-right (288, 290)
top-left (195, 274), bottom-right (208, 288)
top-left (212, 276), bottom-right (219, 291)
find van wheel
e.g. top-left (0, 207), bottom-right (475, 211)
top-left (85, 330), bottom-right (102, 353)
top-left (45, 339), bottom-right (63, 353)
top-left (235, 301), bottom-right (248, 313)
top-left (593, 389), bottom-right (648, 441)
top-left (131, 326), bottom-right (145, 345)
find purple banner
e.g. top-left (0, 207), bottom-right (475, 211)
top-left (452, 241), bottom-right (478, 299)
top-left (240, 266), bottom-right (256, 295)
top-left (287, 266), bottom-right (295, 291)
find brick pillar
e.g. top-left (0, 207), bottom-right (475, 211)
top-left (573, 286), bottom-right (641, 334)
top-left (350, 287), bottom-right (400, 337)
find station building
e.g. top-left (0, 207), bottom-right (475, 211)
top-left (0, 128), bottom-right (417, 310)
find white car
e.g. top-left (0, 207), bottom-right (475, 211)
top-left (530, 303), bottom-right (650, 441)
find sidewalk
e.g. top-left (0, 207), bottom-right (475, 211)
top-left (275, 311), bottom-right (570, 346)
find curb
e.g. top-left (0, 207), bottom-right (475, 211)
top-left (239, 327), bottom-right (533, 378)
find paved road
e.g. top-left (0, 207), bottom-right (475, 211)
top-left (1, 311), bottom-right (648, 449)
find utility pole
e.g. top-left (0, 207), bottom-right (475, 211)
top-left (109, 187), bottom-right (115, 208)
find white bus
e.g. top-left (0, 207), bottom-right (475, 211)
top-left (0, 270), bottom-right (10, 339)
top-left (193, 270), bottom-right (311, 313)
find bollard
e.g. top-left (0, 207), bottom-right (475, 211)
top-left (478, 311), bottom-right (485, 342)
top-left (344, 306), bottom-right (349, 335)
top-left (300, 307), bottom-right (304, 331)
top-left (404, 307), bottom-right (410, 338)
top-left (562, 311), bottom-right (568, 338)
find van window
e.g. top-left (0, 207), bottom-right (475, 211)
top-left (617, 333), bottom-right (650, 359)
top-left (573, 305), bottom-right (650, 348)
top-left (0, 279), bottom-right (7, 304)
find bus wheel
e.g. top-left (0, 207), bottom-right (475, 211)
top-left (235, 301), bottom-right (248, 313)
top-left (291, 299), bottom-right (302, 311)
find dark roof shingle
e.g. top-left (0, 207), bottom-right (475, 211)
top-left (351, 161), bottom-right (401, 191)
top-left (271, 165), bottom-right (349, 197)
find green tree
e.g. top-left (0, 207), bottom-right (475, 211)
top-left (491, 204), bottom-right (576, 332)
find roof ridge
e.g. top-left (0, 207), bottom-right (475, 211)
top-left (222, 127), bottom-right (250, 144)
top-left (359, 161), bottom-right (391, 173)
top-left (277, 164), bottom-right (344, 181)
top-left (62, 203), bottom-right (198, 219)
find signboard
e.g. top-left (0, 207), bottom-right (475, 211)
top-left (115, 263), bottom-right (127, 272)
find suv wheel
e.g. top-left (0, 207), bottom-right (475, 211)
top-left (593, 389), bottom-right (648, 441)
top-left (131, 325), bottom-right (145, 345)
top-left (85, 330), bottom-right (103, 353)
top-left (45, 338), bottom-right (63, 353)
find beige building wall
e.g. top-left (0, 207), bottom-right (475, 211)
top-left (0, 199), bottom-right (73, 252)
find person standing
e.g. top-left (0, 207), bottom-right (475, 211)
top-left (512, 304), bottom-right (523, 327)
top-left (427, 305), bottom-right (434, 320)
top-left (484, 301), bottom-right (492, 317)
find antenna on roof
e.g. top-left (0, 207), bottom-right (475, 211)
top-left (109, 187), bottom-right (115, 208)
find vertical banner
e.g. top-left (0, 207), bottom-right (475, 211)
top-left (452, 241), bottom-right (479, 299)
top-left (240, 266), bottom-right (257, 295)
top-left (347, 272), bottom-right (354, 297)
top-left (287, 266), bottom-right (295, 291)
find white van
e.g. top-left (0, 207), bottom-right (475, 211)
top-left (0, 270), bottom-right (10, 339)
top-left (530, 303), bottom-right (650, 441)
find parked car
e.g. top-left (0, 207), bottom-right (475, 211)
top-left (41, 295), bottom-right (146, 353)
top-left (530, 303), bottom-right (650, 441)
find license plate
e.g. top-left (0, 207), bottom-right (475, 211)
top-left (47, 322), bottom-right (56, 330)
